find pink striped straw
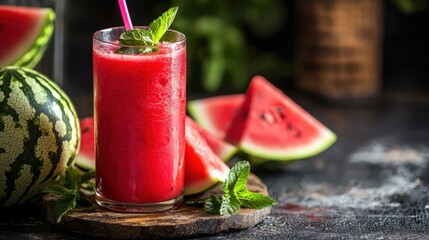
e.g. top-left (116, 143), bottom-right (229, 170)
top-left (117, 0), bottom-right (133, 30)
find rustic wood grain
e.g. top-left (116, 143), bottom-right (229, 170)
top-left (42, 174), bottom-right (271, 240)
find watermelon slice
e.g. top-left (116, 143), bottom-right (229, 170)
top-left (226, 76), bottom-right (337, 162)
top-left (187, 117), bottom-right (237, 162)
top-left (184, 117), bottom-right (230, 195)
top-left (188, 94), bottom-right (244, 139)
top-left (0, 6), bottom-right (55, 68)
top-left (75, 118), bottom-right (95, 171)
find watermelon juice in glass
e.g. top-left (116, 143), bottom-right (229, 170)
top-left (93, 27), bottom-right (186, 212)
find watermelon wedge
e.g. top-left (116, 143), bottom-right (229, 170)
top-left (226, 76), bottom-right (337, 162)
top-left (75, 118), bottom-right (95, 171)
top-left (188, 94), bottom-right (244, 139)
top-left (184, 117), bottom-right (230, 195)
top-left (0, 6), bottom-right (55, 68)
top-left (187, 117), bottom-right (237, 162)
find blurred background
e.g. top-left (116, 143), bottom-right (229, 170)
top-left (64, 1), bottom-right (429, 92)
top-left (39, 0), bottom-right (429, 115)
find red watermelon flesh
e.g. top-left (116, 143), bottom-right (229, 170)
top-left (187, 94), bottom-right (244, 139)
top-left (226, 76), bottom-right (337, 161)
top-left (187, 117), bottom-right (237, 162)
top-left (184, 117), bottom-right (230, 195)
top-left (75, 118), bottom-right (95, 171)
top-left (0, 6), bottom-right (50, 67)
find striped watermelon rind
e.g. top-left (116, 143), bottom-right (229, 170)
top-left (184, 117), bottom-right (230, 195)
top-left (0, 66), bottom-right (80, 206)
top-left (0, 7), bottom-right (55, 68)
top-left (190, 119), bottom-right (238, 162)
top-left (187, 94), bottom-right (244, 139)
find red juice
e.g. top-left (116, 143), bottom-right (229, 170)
top-left (93, 28), bottom-right (186, 211)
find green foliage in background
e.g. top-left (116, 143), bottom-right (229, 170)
top-left (155, 0), bottom-right (428, 94)
top-left (392, 0), bottom-right (429, 14)
top-left (166, 0), bottom-right (290, 94)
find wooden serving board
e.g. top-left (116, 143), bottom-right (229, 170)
top-left (42, 174), bottom-right (271, 240)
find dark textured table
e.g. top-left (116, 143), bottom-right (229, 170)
top-left (1, 90), bottom-right (429, 239)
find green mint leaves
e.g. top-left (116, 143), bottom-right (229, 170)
top-left (43, 168), bottom-right (95, 223)
top-left (119, 28), bottom-right (155, 46)
top-left (117, 6), bottom-right (178, 54)
top-left (149, 6), bottom-right (178, 44)
top-left (203, 161), bottom-right (277, 215)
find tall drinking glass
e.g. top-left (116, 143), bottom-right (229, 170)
top-left (93, 27), bottom-right (186, 212)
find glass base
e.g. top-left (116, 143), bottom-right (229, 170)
top-left (96, 193), bottom-right (183, 213)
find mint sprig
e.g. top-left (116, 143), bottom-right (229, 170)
top-left (116, 6), bottom-right (178, 54)
top-left (43, 168), bottom-right (95, 223)
top-left (149, 6), bottom-right (178, 44)
top-left (203, 161), bottom-right (277, 215)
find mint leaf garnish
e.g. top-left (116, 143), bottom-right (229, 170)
top-left (119, 28), bottom-right (154, 46)
top-left (226, 159), bottom-right (250, 193)
top-left (219, 189), bottom-right (241, 215)
top-left (238, 191), bottom-right (277, 209)
top-left (202, 161), bottom-right (277, 216)
top-left (53, 195), bottom-right (76, 223)
top-left (43, 168), bottom-right (95, 223)
top-left (117, 6), bottom-right (178, 54)
top-left (149, 6), bottom-right (178, 44)
top-left (203, 195), bottom-right (222, 213)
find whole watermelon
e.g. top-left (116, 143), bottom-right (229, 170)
top-left (0, 66), bottom-right (80, 206)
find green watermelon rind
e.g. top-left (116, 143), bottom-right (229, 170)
top-left (0, 66), bottom-right (80, 206)
top-left (184, 169), bottom-right (227, 196)
top-left (184, 117), bottom-right (230, 196)
top-left (218, 144), bottom-right (238, 162)
top-left (240, 130), bottom-right (337, 163)
top-left (190, 117), bottom-right (239, 162)
top-left (187, 94), bottom-right (245, 138)
top-left (187, 101), bottom-right (239, 161)
top-left (187, 100), bottom-right (219, 136)
top-left (75, 154), bottom-right (95, 171)
top-left (2, 8), bottom-right (55, 68)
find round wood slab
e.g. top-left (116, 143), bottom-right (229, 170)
top-left (42, 174), bottom-right (271, 239)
